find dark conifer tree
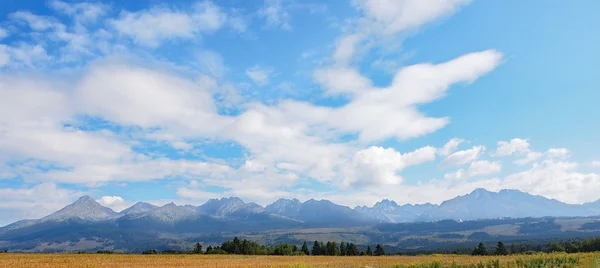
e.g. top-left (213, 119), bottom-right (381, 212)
top-left (374, 244), bottom-right (385, 256)
top-left (495, 241), bottom-right (508, 255)
top-left (340, 242), bottom-right (346, 256)
top-left (311, 241), bottom-right (321, 256)
top-left (302, 242), bottom-right (310, 255)
top-left (347, 243), bottom-right (359, 256)
top-left (193, 242), bottom-right (203, 254)
top-left (472, 242), bottom-right (488, 256)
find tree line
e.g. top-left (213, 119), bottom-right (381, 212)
top-left (143, 237), bottom-right (386, 256)
top-left (470, 237), bottom-right (600, 256)
top-left (137, 236), bottom-right (600, 256)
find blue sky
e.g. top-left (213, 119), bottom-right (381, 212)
top-left (0, 0), bottom-right (598, 226)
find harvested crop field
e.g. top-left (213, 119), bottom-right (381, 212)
top-left (1, 253), bottom-right (600, 268)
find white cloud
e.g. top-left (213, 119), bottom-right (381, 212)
top-left (0, 27), bottom-right (8, 39)
top-left (468, 160), bottom-right (501, 176)
top-left (494, 138), bottom-right (531, 156)
top-left (440, 145), bottom-right (485, 167)
top-left (494, 138), bottom-right (543, 166)
top-left (310, 50), bottom-right (503, 141)
top-left (0, 183), bottom-right (81, 225)
top-left (445, 160), bottom-right (501, 179)
top-left (357, 0), bottom-right (471, 36)
top-left (332, 33), bottom-right (362, 64)
top-left (313, 66), bottom-right (373, 95)
top-left (10, 11), bottom-right (64, 31)
top-left (514, 151), bottom-right (542, 166)
top-left (592, 161), bottom-right (600, 167)
top-left (197, 50), bottom-right (227, 78)
top-left (48, 0), bottom-right (109, 23)
top-left (341, 146), bottom-right (436, 188)
top-left (227, 11), bottom-right (248, 33)
top-left (97, 196), bottom-right (131, 212)
top-left (74, 61), bottom-right (221, 129)
top-left (109, 1), bottom-right (226, 47)
top-left (0, 45), bottom-right (9, 67)
top-left (502, 160), bottom-right (600, 204)
top-left (246, 65), bottom-right (274, 85)
top-left (329, 0), bottom-right (472, 64)
top-left (438, 138), bottom-right (464, 156)
top-left (4, 43), bottom-right (51, 67)
top-left (547, 148), bottom-right (569, 158)
top-left (258, 0), bottom-right (292, 30)
top-left (110, 9), bottom-right (194, 46)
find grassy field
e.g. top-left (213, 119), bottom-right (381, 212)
top-left (0, 253), bottom-right (599, 268)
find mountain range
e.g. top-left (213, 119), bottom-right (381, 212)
top-left (2, 188), bottom-right (600, 252)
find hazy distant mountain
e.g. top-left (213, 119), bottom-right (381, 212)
top-left (420, 188), bottom-right (599, 221)
top-left (130, 203), bottom-right (197, 223)
top-left (2, 189), bottom-right (600, 252)
top-left (292, 199), bottom-right (374, 227)
top-left (119, 202), bottom-right (158, 215)
top-left (196, 197), bottom-right (266, 219)
top-left (42, 196), bottom-right (117, 222)
top-left (265, 198), bottom-right (302, 217)
top-left (355, 200), bottom-right (437, 223)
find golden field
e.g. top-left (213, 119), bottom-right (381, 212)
top-left (1, 253), bottom-right (599, 268)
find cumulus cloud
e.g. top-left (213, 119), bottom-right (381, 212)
top-left (258, 0), bottom-right (292, 30)
top-left (109, 1), bottom-right (226, 47)
top-left (438, 138), bottom-right (464, 156)
top-left (97, 196), bottom-right (131, 212)
top-left (514, 151), bottom-right (543, 166)
top-left (444, 160), bottom-right (501, 179)
top-left (246, 65), bottom-right (274, 85)
top-left (494, 138), bottom-right (542, 165)
top-left (328, 0), bottom-right (472, 65)
top-left (502, 160), bottom-right (600, 204)
top-left (440, 146), bottom-right (485, 167)
top-left (4, 0), bottom-right (597, 220)
top-left (311, 50), bottom-right (503, 141)
top-left (0, 183), bottom-right (81, 225)
top-left (547, 148), bottom-right (569, 158)
top-left (494, 138), bottom-right (531, 156)
top-left (313, 66), bottom-right (373, 95)
top-left (357, 0), bottom-right (471, 36)
top-left (0, 45), bottom-right (9, 67)
top-left (48, 0), bottom-right (109, 23)
top-left (197, 50), bottom-right (227, 78)
top-left (341, 146), bottom-right (437, 187)
top-left (0, 27), bottom-right (8, 39)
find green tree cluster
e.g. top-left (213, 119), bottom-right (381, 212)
top-left (471, 242), bottom-right (488, 256)
top-left (494, 241), bottom-right (508, 256)
top-left (310, 240), bottom-right (361, 256)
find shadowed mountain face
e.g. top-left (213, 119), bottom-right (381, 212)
top-left (196, 197), bottom-right (266, 219)
top-left (119, 202), bottom-right (157, 216)
top-left (43, 196), bottom-right (118, 222)
top-left (418, 188), bottom-right (600, 221)
top-left (1, 188), bottom-right (600, 252)
top-left (266, 198), bottom-right (376, 227)
top-left (355, 199), bottom-right (437, 223)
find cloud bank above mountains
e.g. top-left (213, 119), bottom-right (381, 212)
top-left (0, 0), bottom-right (598, 226)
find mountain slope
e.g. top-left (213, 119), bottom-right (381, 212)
top-left (420, 188), bottom-right (598, 221)
top-left (355, 200), bottom-right (437, 223)
top-left (295, 199), bottom-right (375, 227)
top-left (196, 197), bottom-right (265, 219)
top-left (42, 196), bottom-right (117, 222)
top-left (3, 190), bottom-right (600, 252)
top-left (119, 202), bottom-right (158, 215)
top-left (265, 198), bottom-right (301, 218)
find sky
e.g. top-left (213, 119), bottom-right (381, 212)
top-left (0, 0), bottom-right (599, 226)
